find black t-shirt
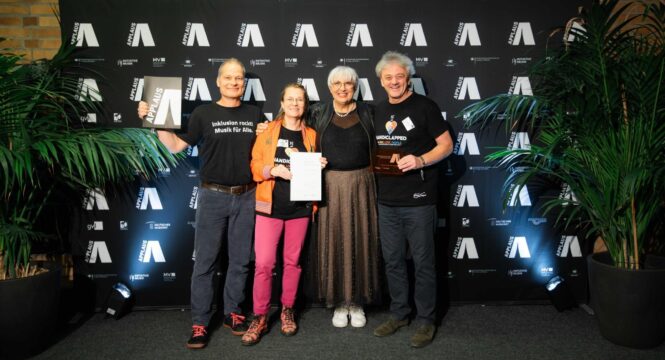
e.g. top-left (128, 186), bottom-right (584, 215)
top-left (177, 102), bottom-right (263, 185)
top-left (374, 93), bottom-right (449, 206)
top-left (270, 126), bottom-right (311, 219)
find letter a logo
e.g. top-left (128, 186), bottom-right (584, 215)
top-left (511, 22), bottom-right (535, 45)
top-left (454, 185), bottom-right (480, 207)
top-left (131, 23), bottom-right (155, 47)
top-left (507, 236), bottom-right (531, 258)
top-left (457, 77), bottom-right (481, 100)
top-left (402, 23), bottom-right (427, 46)
top-left (86, 241), bottom-right (112, 263)
top-left (511, 77), bottom-right (533, 96)
top-left (508, 185), bottom-right (532, 207)
top-left (455, 133), bottom-right (480, 155)
top-left (293, 24), bottom-right (319, 47)
top-left (73, 23), bottom-right (99, 47)
top-left (146, 89), bottom-right (182, 127)
top-left (185, 23), bottom-right (210, 46)
top-left (243, 79), bottom-right (267, 101)
top-left (509, 132), bottom-right (531, 150)
top-left (239, 24), bottom-right (265, 47)
top-left (140, 240), bottom-right (166, 263)
top-left (348, 24), bottom-right (373, 47)
top-left (187, 78), bottom-right (212, 101)
top-left (410, 78), bottom-right (426, 96)
top-left (457, 23), bottom-right (481, 46)
top-left (353, 78), bottom-right (374, 101)
top-left (84, 188), bottom-right (109, 210)
top-left (298, 78), bottom-right (320, 101)
top-left (138, 187), bottom-right (163, 210)
top-left (558, 236), bottom-right (582, 257)
top-left (456, 238), bottom-right (479, 259)
top-left (77, 78), bottom-right (102, 102)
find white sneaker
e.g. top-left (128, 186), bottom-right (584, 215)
top-left (349, 306), bottom-right (366, 328)
top-left (332, 306), bottom-right (349, 327)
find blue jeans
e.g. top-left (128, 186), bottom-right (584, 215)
top-left (190, 187), bottom-right (255, 326)
top-left (378, 203), bottom-right (437, 325)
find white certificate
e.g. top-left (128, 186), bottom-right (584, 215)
top-left (289, 152), bottom-right (322, 201)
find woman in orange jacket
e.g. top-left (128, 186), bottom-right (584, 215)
top-left (242, 83), bottom-right (326, 346)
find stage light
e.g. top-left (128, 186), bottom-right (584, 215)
top-left (545, 275), bottom-right (576, 312)
top-left (105, 282), bottom-right (133, 319)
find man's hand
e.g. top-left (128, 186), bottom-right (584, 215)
top-left (137, 101), bottom-right (149, 119)
top-left (255, 121), bottom-right (269, 135)
top-left (397, 154), bottom-right (422, 172)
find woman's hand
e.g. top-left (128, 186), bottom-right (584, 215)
top-left (320, 157), bottom-right (328, 169)
top-left (270, 164), bottom-right (292, 180)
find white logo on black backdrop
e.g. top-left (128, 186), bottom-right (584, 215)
top-left (559, 183), bottom-right (578, 206)
top-left (127, 23), bottom-right (155, 47)
top-left (410, 78), bottom-right (426, 95)
top-left (139, 240), bottom-right (166, 263)
top-left (505, 236), bottom-right (531, 258)
top-left (509, 22), bottom-right (535, 45)
top-left (86, 241), bottom-right (112, 263)
top-left (186, 145), bottom-right (199, 157)
top-left (76, 78), bottom-right (102, 102)
top-left (81, 113), bottom-right (97, 123)
top-left (243, 78), bottom-right (266, 101)
top-left (346, 23), bottom-right (373, 47)
top-left (189, 186), bottom-right (199, 209)
top-left (87, 221), bottom-right (103, 231)
top-left (454, 23), bottom-right (481, 46)
top-left (566, 21), bottom-right (585, 42)
top-left (129, 77), bottom-right (144, 101)
top-left (508, 132), bottom-right (530, 150)
top-left (292, 24), bottom-right (319, 47)
top-left (238, 23), bottom-right (265, 47)
top-left (557, 236), bottom-right (582, 257)
top-left (136, 187), bottom-right (164, 210)
top-left (509, 76), bottom-right (533, 96)
top-left (453, 185), bottom-right (480, 207)
top-left (185, 78), bottom-right (212, 101)
top-left (297, 78), bottom-right (320, 101)
top-left (508, 184), bottom-right (532, 207)
top-left (353, 78), bottom-right (374, 101)
top-left (454, 133), bottom-right (480, 155)
top-left (183, 22), bottom-right (210, 46)
top-left (454, 77), bottom-right (480, 100)
top-left (84, 188), bottom-right (109, 210)
top-left (72, 22), bottom-right (99, 47)
top-left (400, 23), bottom-right (427, 46)
top-left (453, 237), bottom-right (479, 259)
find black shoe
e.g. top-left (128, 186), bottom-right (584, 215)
top-left (186, 325), bottom-right (209, 349)
top-left (223, 312), bottom-right (249, 335)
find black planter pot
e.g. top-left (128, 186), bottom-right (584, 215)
top-left (0, 262), bottom-right (61, 359)
top-left (588, 252), bottom-right (665, 348)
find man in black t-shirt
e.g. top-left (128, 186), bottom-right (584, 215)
top-left (371, 51), bottom-right (453, 348)
top-left (138, 58), bottom-right (263, 349)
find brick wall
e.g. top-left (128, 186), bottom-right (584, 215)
top-left (0, 0), bottom-right (60, 61)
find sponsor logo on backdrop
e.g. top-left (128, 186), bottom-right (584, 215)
top-left (184, 78), bottom-right (212, 101)
top-left (508, 132), bottom-right (530, 150)
top-left (453, 237), bottom-right (479, 259)
top-left (509, 76), bottom-right (533, 96)
top-left (284, 57), bottom-right (298, 68)
top-left (411, 78), bottom-right (426, 95)
top-left (454, 77), bottom-right (480, 100)
top-left (540, 266), bottom-right (554, 276)
top-left (116, 59), bottom-right (138, 67)
top-left (297, 78), bottom-right (320, 101)
top-left (508, 184), bottom-right (532, 207)
top-left (129, 273), bottom-right (149, 281)
top-left (339, 57), bottom-right (370, 64)
top-left (181, 58), bottom-right (195, 68)
top-left (86, 241), bottom-right (112, 263)
top-left (400, 23), bottom-right (427, 46)
top-left (453, 185), bottom-right (479, 207)
top-left (87, 221), bottom-right (103, 231)
top-left (189, 187), bottom-right (199, 209)
top-left (186, 145), bottom-right (198, 157)
top-left (243, 78), bottom-right (266, 101)
top-left (81, 113), bottom-right (96, 123)
top-left (187, 169), bottom-right (198, 177)
top-left (139, 240), bottom-right (166, 263)
top-left (557, 235), bottom-right (582, 257)
top-left (129, 77), bottom-right (144, 101)
top-left (528, 217), bottom-right (548, 225)
top-left (488, 218), bottom-right (511, 226)
top-left (72, 22), bottom-right (99, 47)
top-left (146, 221), bottom-right (171, 230)
top-left (454, 23), bottom-right (481, 46)
top-left (84, 188), bottom-right (109, 210)
top-left (468, 269), bottom-right (497, 275)
top-left (313, 58), bottom-right (327, 68)
top-left (113, 113), bottom-right (122, 123)
top-left (249, 58), bottom-right (271, 67)
top-left (152, 57), bottom-right (166, 67)
top-left (469, 166), bottom-right (493, 171)
top-left (560, 183), bottom-right (579, 206)
top-left (347, 23), bottom-right (373, 47)
top-left (462, 217), bottom-right (470, 227)
top-left (353, 78), bottom-right (373, 101)
top-left (238, 23), bottom-right (265, 47)
top-left (415, 57), bottom-right (429, 67)
top-left (76, 78), bottom-right (102, 102)
top-left (454, 132), bottom-right (480, 155)
top-left (445, 58), bottom-right (457, 67)
top-left (163, 272), bottom-right (176, 282)
top-left (208, 57), bottom-right (225, 67)
top-left (292, 24), bottom-right (319, 47)
top-left (470, 56), bottom-right (500, 64)
top-left (509, 22), bottom-right (535, 45)
top-left (511, 57), bottom-right (533, 65)
top-left (120, 221), bottom-right (128, 230)
top-left (183, 22), bottom-right (210, 46)
top-left (127, 23), bottom-right (155, 47)
top-left (505, 236), bottom-right (531, 258)
top-left (507, 269), bottom-right (528, 276)
top-left (566, 21), bottom-right (586, 42)
top-left (136, 187), bottom-right (163, 210)
top-left (74, 57), bottom-right (105, 64)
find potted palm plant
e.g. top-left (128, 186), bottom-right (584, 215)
top-left (460, 0), bottom-right (664, 348)
top-left (0, 40), bottom-right (180, 358)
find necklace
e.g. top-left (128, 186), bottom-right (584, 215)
top-left (334, 104), bottom-right (356, 118)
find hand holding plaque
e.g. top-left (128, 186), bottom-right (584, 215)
top-left (141, 76), bottom-right (182, 129)
top-left (373, 148), bottom-right (404, 175)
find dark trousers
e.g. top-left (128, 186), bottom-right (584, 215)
top-left (378, 203), bottom-right (437, 325)
top-left (190, 187), bottom-right (255, 326)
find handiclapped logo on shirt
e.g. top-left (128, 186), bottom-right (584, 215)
top-left (385, 115), bottom-right (397, 135)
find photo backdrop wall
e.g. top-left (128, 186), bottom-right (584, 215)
top-left (60, 0), bottom-right (589, 308)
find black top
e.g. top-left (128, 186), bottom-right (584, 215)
top-left (373, 93), bottom-right (450, 206)
top-left (270, 126), bottom-right (312, 220)
top-left (177, 102), bottom-right (264, 186)
top-left (321, 112), bottom-right (370, 170)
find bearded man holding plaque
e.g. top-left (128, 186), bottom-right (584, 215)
top-left (371, 51), bottom-right (453, 348)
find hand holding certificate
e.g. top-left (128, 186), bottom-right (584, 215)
top-left (289, 152), bottom-right (322, 201)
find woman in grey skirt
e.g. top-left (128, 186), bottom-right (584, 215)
top-left (307, 65), bottom-right (381, 328)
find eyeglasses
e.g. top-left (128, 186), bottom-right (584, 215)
top-left (331, 81), bottom-right (355, 89)
top-left (284, 97), bottom-right (305, 103)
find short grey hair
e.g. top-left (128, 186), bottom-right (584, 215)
top-left (327, 66), bottom-right (358, 87)
top-left (374, 51), bottom-right (415, 78)
top-left (218, 57), bottom-right (246, 77)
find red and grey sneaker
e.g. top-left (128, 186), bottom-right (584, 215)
top-left (241, 314), bottom-right (268, 346)
top-left (223, 312), bottom-right (248, 335)
top-left (186, 324), bottom-right (209, 349)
